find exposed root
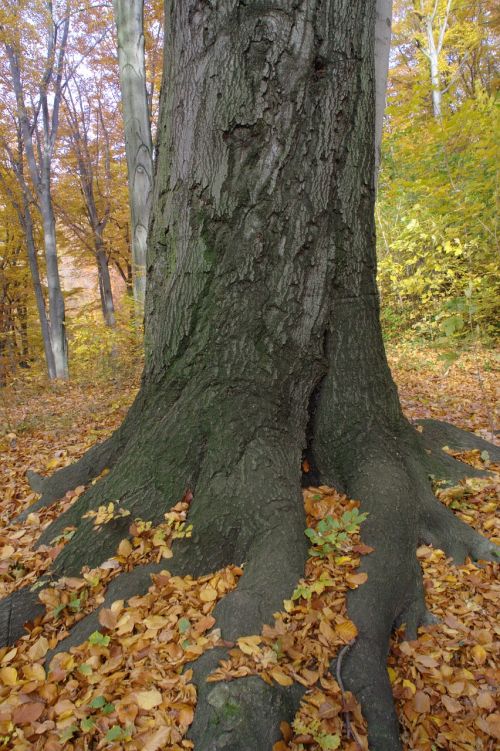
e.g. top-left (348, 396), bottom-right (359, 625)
top-left (418, 418), bottom-right (499, 485)
top-left (15, 387), bottom-right (154, 523)
top-left (17, 425), bottom-right (125, 523)
top-left (189, 649), bottom-right (304, 750)
top-left (418, 419), bottom-right (500, 460)
top-left (0, 587), bottom-right (45, 648)
top-left (314, 427), bottom-right (499, 751)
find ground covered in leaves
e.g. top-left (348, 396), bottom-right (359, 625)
top-left (0, 346), bottom-right (498, 751)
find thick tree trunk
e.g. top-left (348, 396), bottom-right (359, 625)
top-left (2, 2), bottom-right (498, 750)
top-left (113, 0), bottom-right (154, 310)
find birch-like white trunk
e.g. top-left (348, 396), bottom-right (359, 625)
top-left (20, 186), bottom-right (57, 379)
top-left (0, 169), bottom-right (56, 379)
top-left (39, 179), bottom-right (68, 379)
top-left (113, 0), bottom-right (154, 311)
top-left (3, 5), bottom-right (70, 378)
top-left (375, 0), bottom-right (393, 180)
top-left (426, 16), bottom-right (442, 117)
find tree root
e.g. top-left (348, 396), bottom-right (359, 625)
top-left (315, 428), bottom-right (500, 751)
top-left (16, 387), bottom-right (154, 523)
top-left (0, 587), bottom-right (45, 648)
top-left (2, 411), bottom-right (499, 750)
top-left (188, 649), bottom-right (304, 750)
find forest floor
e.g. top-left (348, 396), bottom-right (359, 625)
top-left (0, 344), bottom-right (498, 751)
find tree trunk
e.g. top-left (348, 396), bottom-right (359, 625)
top-left (21, 190), bottom-right (57, 379)
top-left (0, 166), bottom-right (57, 379)
top-left (375, 0), bottom-right (392, 177)
top-left (39, 184), bottom-right (68, 379)
top-left (96, 243), bottom-right (116, 328)
top-left (17, 304), bottom-right (29, 367)
top-left (113, 0), bottom-right (154, 311)
top-left (426, 16), bottom-right (442, 118)
top-left (2, 2), bottom-right (498, 750)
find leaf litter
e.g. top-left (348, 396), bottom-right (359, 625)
top-left (0, 347), bottom-right (498, 750)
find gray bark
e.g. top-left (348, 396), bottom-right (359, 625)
top-left (113, 0), bottom-right (154, 310)
top-left (61, 82), bottom-right (116, 327)
top-left (0, 140), bottom-right (56, 379)
top-left (2, 2), bottom-right (70, 378)
top-left (1, 2), bottom-right (498, 750)
top-left (375, 0), bottom-right (392, 178)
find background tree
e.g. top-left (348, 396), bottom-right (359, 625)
top-left (376, 0), bottom-right (499, 346)
top-left (58, 75), bottom-right (117, 327)
top-left (0, 130), bottom-right (56, 378)
top-left (112, 0), bottom-right (155, 311)
top-left (0, 205), bottom-right (32, 383)
top-left (1, 0), bottom-right (70, 379)
top-left (0, 2), bottom-right (498, 750)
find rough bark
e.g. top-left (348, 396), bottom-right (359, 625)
top-left (2, 2), bottom-right (498, 750)
top-left (113, 0), bottom-right (154, 310)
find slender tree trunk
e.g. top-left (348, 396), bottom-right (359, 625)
top-left (96, 243), bottom-right (116, 328)
top-left (3, 12), bottom-right (70, 379)
top-left (113, 0), bottom-right (154, 311)
top-left (426, 17), bottom-right (442, 118)
top-left (21, 191), bottom-right (57, 379)
top-left (0, 167), bottom-right (57, 380)
top-left (18, 305), bottom-right (29, 366)
top-left (39, 182), bottom-right (68, 379)
top-left (375, 0), bottom-right (392, 178)
top-left (2, 3), bottom-right (498, 750)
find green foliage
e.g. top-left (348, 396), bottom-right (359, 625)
top-left (378, 0), bottom-right (498, 344)
top-left (89, 695), bottom-right (107, 709)
top-left (66, 299), bottom-right (143, 384)
top-left (305, 509), bottom-right (368, 557)
top-left (378, 90), bottom-right (499, 342)
top-left (293, 718), bottom-right (340, 750)
top-left (292, 572), bottom-right (334, 601)
top-left (88, 631), bottom-right (110, 647)
top-left (178, 617), bottom-right (190, 634)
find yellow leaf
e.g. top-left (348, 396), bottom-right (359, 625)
top-left (1, 648), bottom-right (17, 665)
top-left (471, 644), bottom-right (487, 665)
top-left (117, 538), bottom-right (133, 557)
top-left (23, 664), bottom-right (46, 682)
top-left (136, 689), bottom-right (162, 710)
top-left (27, 637), bottom-right (49, 661)
top-left (346, 572), bottom-right (368, 588)
top-left (387, 667), bottom-right (397, 684)
top-left (200, 587), bottom-right (218, 602)
top-left (142, 726), bottom-right (171, 751)
top-left (270, 668), bottom-right (293, 686)
top-left (0, 667), bottom-right (18, 686)
top-left (403, 679), bottom-right (416, 695)
top-left (335, 620), bottom-right (358, 642)
top-left (237, 636), bottom-right (262, 655)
